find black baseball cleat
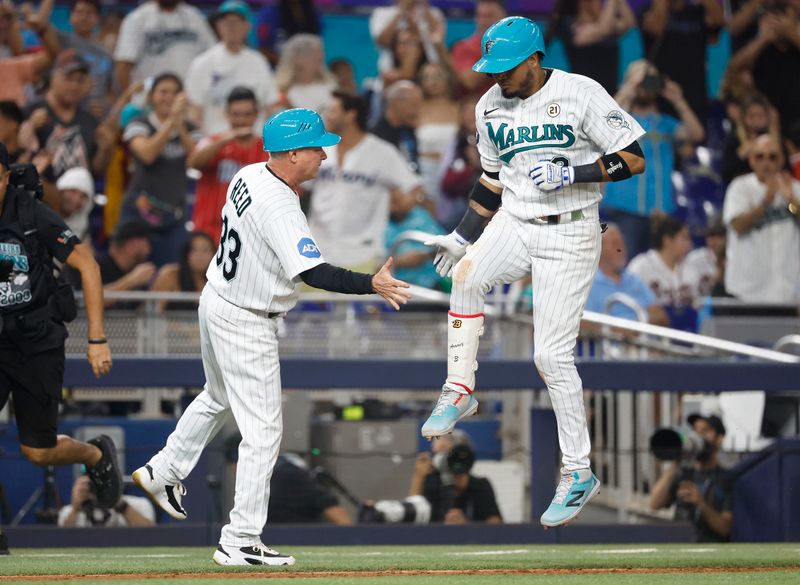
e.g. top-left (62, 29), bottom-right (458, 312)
top-left (213, 543), bottom-right (295, 566)
top-left (0, 528), bottom-right (9, 555)
top-left (86, 435), bottom-right (123, 508)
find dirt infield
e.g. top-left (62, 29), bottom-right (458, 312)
top-left (2, 566), bottom-right (798, 581)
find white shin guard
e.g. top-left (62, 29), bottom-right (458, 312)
top-left (445, 312), bottom-right (485, 394)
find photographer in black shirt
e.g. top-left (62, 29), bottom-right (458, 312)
top-left (410, 431), bottom-right (502, 524)
top-left (0, 142), bottom-right (122, 531)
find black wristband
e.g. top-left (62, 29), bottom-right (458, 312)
top-left (470, 180), bottom-right (502, 212)
top-left (88, 338), bottom-right (108, 345)
top-left (455, 206), bottom-right (489, 243)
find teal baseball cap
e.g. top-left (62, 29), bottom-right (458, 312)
top-left (262, 108), bottom-right (341, 153)
top-left (473, 16), bottom-right (546, 74)
top-left (216, 0), bottom-right (252, 20)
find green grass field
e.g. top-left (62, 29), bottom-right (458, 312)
top-left (1, 544), bottom-right (799, 584)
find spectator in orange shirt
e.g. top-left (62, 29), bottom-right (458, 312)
top-left (188, 87), bottom-right (265, 244)
top-left (450, 0), bottom-right (506, 96)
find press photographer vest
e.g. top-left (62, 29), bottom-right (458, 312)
top-left (0, 187), bottom-right (76, 354)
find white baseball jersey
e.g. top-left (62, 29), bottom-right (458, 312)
top-left (475, 69), bottom-right (645, 220)
top-left (723, 173), bottom-right (800, 302)
top-left (627, 250), bottom-right (696, 306)
top-left (309, 134), bottom-right (421, 268)
top-left (149, 161), bottom-right (326, 548)
top-left (206, 162), bottom-right (325, 313)
top-left (439, 70), bottom-right (646, 471)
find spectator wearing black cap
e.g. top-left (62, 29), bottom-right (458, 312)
top-left (650, 413), bottom-right (733, 542)
top-left (22, 50), bottom-right (115, 181)
top-left (0, 141), bottom-right (120, 516)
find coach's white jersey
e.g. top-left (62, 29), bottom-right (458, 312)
top-left (309, 134), bottom-right (421, 267)
top-left (206, 163), bottom-right (325, 313)
top-left (476, 69), bottom-right (645, 220)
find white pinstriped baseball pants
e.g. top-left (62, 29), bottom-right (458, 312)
top-left (450, 207), bottom-right (601, 470)
top-left (149, 287), bottom-right (282, 547)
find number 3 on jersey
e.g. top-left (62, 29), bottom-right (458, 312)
top-left (216, 214), bottom-right (241, 281)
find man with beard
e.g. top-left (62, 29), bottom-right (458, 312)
top-left (602, 60), bottom-right (705, 257)
top-left (421, 16), bottom-right (646, 528)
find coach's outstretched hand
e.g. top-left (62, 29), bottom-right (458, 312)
top-left (372, 257), bottom-right (412, 310)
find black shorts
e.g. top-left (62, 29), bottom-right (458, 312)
top-left (0, 346), bottom-right (64, 449)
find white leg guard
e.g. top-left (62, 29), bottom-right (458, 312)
top-left (444, 311), bottom-right (484, 395)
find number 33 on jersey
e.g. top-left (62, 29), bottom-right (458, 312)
top-left (206, 163), bottom-right (326, 314)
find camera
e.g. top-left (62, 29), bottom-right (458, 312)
top-left (358, 495), bottom-right (431, 524)
top-left (8, 163), bottom-right (44, 201)
top-left (641, 73), bottom-right (665, 93)
top-left (650, 427), bottom-right (713, 462)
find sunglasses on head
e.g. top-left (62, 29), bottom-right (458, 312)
top-left (753, 152), bottom-right (779, 161)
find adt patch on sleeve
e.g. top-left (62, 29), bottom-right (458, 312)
top-left (297, 238), bottom-right (321, 258)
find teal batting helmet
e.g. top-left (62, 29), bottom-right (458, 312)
top-left (262, 108), bottom-right (341, 153)
top-left (472, 17), bottom-right (546, 74)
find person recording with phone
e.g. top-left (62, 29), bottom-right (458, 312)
top-left (649, 414), bottom-right (733, 542)
top-left (602, 60), bottom-right (705, 258)
top-left (409, 431), bottom-right (501, 524)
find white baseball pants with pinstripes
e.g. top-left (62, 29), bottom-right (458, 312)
top-left (449, 207), bottom-right (601, 470)
top-left (148, 286), bottom-right (282, 547)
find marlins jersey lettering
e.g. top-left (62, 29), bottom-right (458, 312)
top-left (206, 163), bottom-right (325, 313)
top-left (475, 69), bottom-right (645, 219)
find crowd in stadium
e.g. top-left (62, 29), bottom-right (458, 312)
top-left (0, 0), bottom-right (798, 329)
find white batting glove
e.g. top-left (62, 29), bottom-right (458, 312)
top-left (424, 231), bottom-right (469, 278)
top-left (529, 161), bottom-right (575, 192)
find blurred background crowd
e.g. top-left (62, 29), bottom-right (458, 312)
top-left (1, 0), bottom-right (799, 330)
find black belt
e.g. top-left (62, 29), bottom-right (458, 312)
top-left (268, 312), bottom-right (281, 318)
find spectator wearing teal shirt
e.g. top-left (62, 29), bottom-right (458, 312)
top-left (586, 224), bottom-right (669, 326)
top-left (385, 189), bottom-right (444, 290)
top-left (603, 61), bottom-right (705, 258)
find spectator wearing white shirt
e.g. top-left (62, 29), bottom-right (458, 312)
top-left (59, 475), bottom-right (155, 528)
top-left (683, 218), bottom-right (726, 298)
top-left (309, 90), bottom-right (423, 271)
top-left (723, 134), bottom-right (800, 303)
top-left (185, 1), bottom-right (277, 135)
top-left (273, 34), bottom-right (336, 113)
top-left (114, 0), bottom-right (215, 90)
top-left (628, 215), bottom-right (695, 307)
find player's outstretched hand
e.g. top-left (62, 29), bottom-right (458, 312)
top-left (87, 342), bottom-right (112, 379)
top-left (372, 257), bottom-right (412, 310)
top-left (424, 232), bottom-right (468, 277)
top-left (530, 161), bottom-right (575, 192)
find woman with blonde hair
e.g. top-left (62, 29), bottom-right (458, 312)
top-left (273, 33), bottom-right (336, 112)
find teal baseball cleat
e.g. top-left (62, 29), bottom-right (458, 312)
top-left (421, 387), bottom-right (479, 439)
top-left (540, 468), bottom-right (601, 527)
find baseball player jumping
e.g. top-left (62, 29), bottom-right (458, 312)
top-left (133, 109), bottom-right (411, 566)
top-left (423, 17), bottom-right (646, 528)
